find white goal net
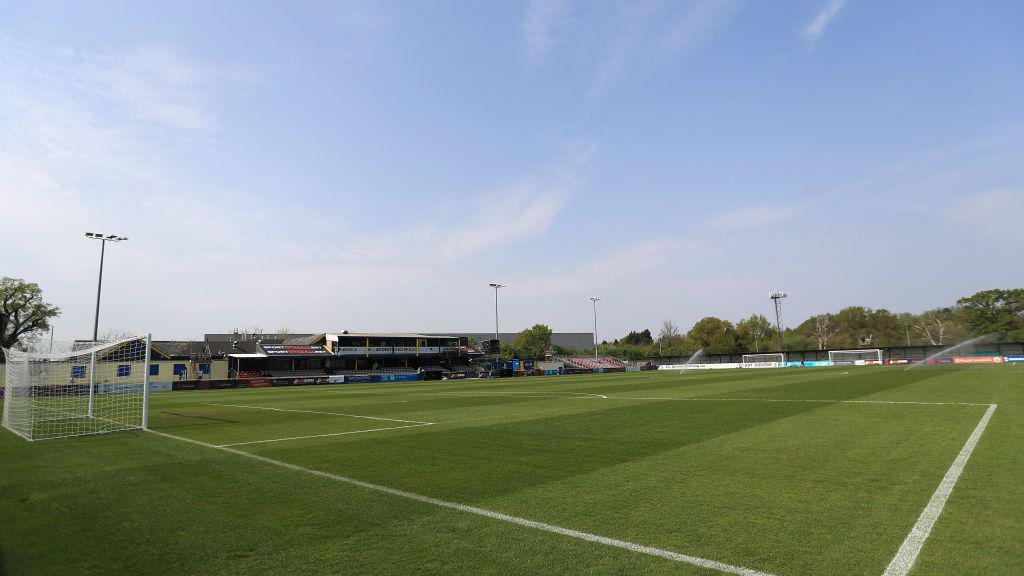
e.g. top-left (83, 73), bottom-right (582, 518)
top-left (828, 349), bottom-right (883, 366)
top-left (2, 335), bottom-right (151, 441)
top-left (741, 353), bottom-right (786, 365)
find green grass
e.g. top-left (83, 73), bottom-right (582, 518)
top-left (1, 366), bottom-right (1022, 575)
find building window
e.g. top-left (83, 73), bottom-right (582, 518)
top-left (117, 365), bottom-right (131, 377)
top-left (71, 365), bottom-right (86, 379)
top-left (173, 364), bottom-right (187, 376)
top-left (199, 363), bottom-right (210, 375)
top-left (150, 364), bottom-right (160, 376)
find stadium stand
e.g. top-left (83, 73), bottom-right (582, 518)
top-left (558, 356), bottom-right (628, 371)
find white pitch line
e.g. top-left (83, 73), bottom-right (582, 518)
top-left (605, 397), bottom-right (990, 407)
top-left (215, 423), bottom-right (434, 447)
top-left (421, 391), bottom-right (608, 399)
top-left (881, 403), bottom-right (997, 576)
top-left (149, 429), bottom-right (778, 576)
top-left (202, 402), bottom-right (434, 425)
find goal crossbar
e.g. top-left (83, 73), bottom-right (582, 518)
top-left (828, 348), bottom-right (883, 366)
top-left (741, 353), bottom-right (786, 364)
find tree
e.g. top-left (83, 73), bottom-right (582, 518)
top-left (657, 319), bottom-right (682, 345)
top-left (512, 324), bottom-right (553, 360)
top-left (956, 289), bottom-right (1024, 338)
top-left (915, 308), bottom-right (956, 345)
top-left (896, 312), bottom-right (917, 346)
top-left (735, 314), bottom-right (773, 352)
top-left (1, 277), bottom-right (61, 357)
top-left (687, 317), bottom-right (739, 353)
top-left (621, 329), bottom-right (653, 346)
top-left (811, 314), bottom-right (840, 350)
top-left (867, 309), bottom-right (903, 348)
top-left (834, 306), bottom-right (871, 348)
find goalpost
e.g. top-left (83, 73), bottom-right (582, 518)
top-left (2, 334), bottom-right (151, 441)
top-left (828, 349), bottom-right (883, 366)
top-left (741, 353), bottom-right (786, 365)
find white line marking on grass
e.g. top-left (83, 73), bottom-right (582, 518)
top-left (203, 402), bottom-right (434, 425)
top-left (606, 397), bottom-right (990, 407)
top-left (215, 423), bottom-right (434, 447)
top-left (881, 403), bottom-right (997, 576)
top-left (422, 391), bottom-right (608, 399)
top-left (149, 429), bottom-right (779, 576)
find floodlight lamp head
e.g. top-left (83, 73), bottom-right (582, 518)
top-left (489, 283), bottom-right (505, 289)
top-left (86, 232), bottom-right (128, 241)
top-left (590, 296), bottom-right (600, 302)
top-left (769, 291), bottom-right (787, 299)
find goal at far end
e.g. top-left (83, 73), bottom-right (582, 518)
top-left (742, 353), bottom-right (786, 364)
top-left (828, 349), bottom-right (883, 366)
top-left (2, 335), bottom-right (152, 441)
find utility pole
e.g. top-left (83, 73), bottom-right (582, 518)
top-left (590, 297), bottom-right (600, 359)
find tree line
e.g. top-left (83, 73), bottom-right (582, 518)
top-left (3, 277), bottom-right (1021, 362)
top-left (593, 289), bottom-right (1024, 359)
top-left (497, 289), bottom-right (1024, 361)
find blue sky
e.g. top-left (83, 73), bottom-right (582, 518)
top-left (2, 1), bottom-right (1022, 341)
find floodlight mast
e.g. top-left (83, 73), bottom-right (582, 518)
top-left (84, 232), bottom-right (127, 418)
top-left (85, 232), bottom-right (128, 342)
top-left (590, 297), bottom-right (600, 359)
top-left (769, 291), bottom-right (787, 352)
top-left (489, 283), bottom-right (505, 373)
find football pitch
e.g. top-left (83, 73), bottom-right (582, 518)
top-left (1, 366), bottom-right (1021, 575)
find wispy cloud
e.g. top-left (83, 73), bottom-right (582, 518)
top-left (0, 35), bottom-right (227, 131)
top-left (523, 0), bottom-right (573, 62)
top-left (588, 0), bottom-right (743, 101)
top-left (707, 204), bottom-right (801, 230)
top-left (0, 32), bottom-right (605, 336)
top-left (662, 0), bottom-right (744, 55)
top-left (802, 0), bottom-right (848, 46)
top-left (948, 189), bottom-right (1024, 242)
top-left (388, 143), bottom-right (597, 262)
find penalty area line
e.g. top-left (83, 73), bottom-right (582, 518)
top-left (881, 403), bottom-right (997, 576)
top-left (148, 429), bottom-right (778, 576)
top-left (214, 423), bottom-right (435, 447)
top-left (420, 391), bottom-right (608, 399)
top-left (202, 402), bottom-right (434, 425)
top-left (605, 397), bottom-right (991, 407)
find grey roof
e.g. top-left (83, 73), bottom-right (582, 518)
top-left (428, 332), bottom-right (594, 350)
top-left (329, 332), bottom-right (459, 339)
top-left (151, 341), bottom-right (205, 358)
top-left (206, 339), bottom-right (262, 356)
top-left (204, 333), bottom-right (314, 343)
top-left (282, 334), bottom-right (326, 345)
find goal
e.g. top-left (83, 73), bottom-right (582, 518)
top-left (742, 353), bottom-right (786, 364)
top-left (828, 349), bottom-right (883, 366)
top-left (2, 335), bottom-right (151, 441)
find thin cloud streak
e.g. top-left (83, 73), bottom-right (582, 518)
top-left (523, 0), bottom-right (573, 62)
top-left (662, 0), bottom-right (744, 55)
top-left (948, 189), bottom-right (1024, 242)
top-left (706, 204), bottom-right (801, 230)
top-left (587, 0), bottom-right (743, 102)
top-left (802, 0), bottom-right (848, 46)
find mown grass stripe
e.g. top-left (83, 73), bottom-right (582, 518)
top-left (149, 429), bottom-right (779, 576)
